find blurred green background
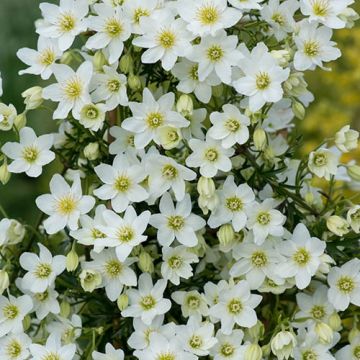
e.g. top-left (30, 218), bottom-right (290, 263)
top-left (0, 0), bottom-right (359, 224)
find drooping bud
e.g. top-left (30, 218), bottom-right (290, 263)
top-left (138, 252), bottom-right (154, 273)
top-left (270, 331), bottom-right (297, 360)
top-left (22, 86), bottom-right (43, 110)
top-left (117, 294), bottom-right (129, 311)
top-left (347, 165), bottom-right (360, 182)
top-left (244, 343), bottom-right (263, 360)
top-left (93, 50), bottom-right (107, 72)
top-left (253, 128), bottom-right (267, 151)
top-left (80, 269), bottom-right (102, 292)
top-left (328, 312), bottom-right (342, 331)
top-left (128, 74), bottom-right (142, 91)
top-left (292, 101), bottom-right (306, 120)
top-left (119, 53), bottom-right (133, 74)
top-left (326, 215), bottom-right (350, 236)
top-left (66, 244), bottom-right (79, 272)
top-left (0, 269), bottom-right (9, 294)
top-left (14, 113), bottom-right (27, 130)
top-left (315, 322), bottom-right (333, 344)
top-left (217, 224), bottom-right (235, 246)
top-left (197, 176), bottom-right (216, 198)
top-left (60, 300), bottom-right (71, 318)
top-left (84, 142), bottom-right (100, 161)
top-left (176, 94), bottom-right (193, 118)
top-left (0, 162), bottom-right (10, 185)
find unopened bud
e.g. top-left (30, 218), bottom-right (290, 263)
top-left (349, 326), bottom-right (360, 342)
top-left (246, 321), bottom-right (265, 342)
top-left (119, 53), bottom-right (133, 74)
top-left (14, 113), bottom-right (27, 130)
top-left (292, 101), bottom-right (306, 120)
top-left (270, 331), bottom-right (296, 360)
top-left (328, 312), bottom-right (342, 331)
top-left (315, 322), bottom-right (333, 344)
top-left (326, 215), bottom-right (350, 236)
top-left (0, 269), bottom-right (9, 294)
top-left (84, 142), bottom-right (100, 161)
top-left (0, 163), bottom-right (10, 185)
top-left (245, 343), bottom-right (263, 360)
top-left (66, 245), bottom-right (79, 272)
top-left (93, 51), bottom-right (107, 72)
top-left (60, 300), bottom-right (71, 318)
top-left (117, 294), bottom-right (129, 311)
top-left (197, 176), bottom-right (216, 198)
top-left (22, 86), bottom-right (43, 110)
top-left (128, 74), bottom-right (142, 91)
top-left (80, 269), bottom-right (102, 292)
top-left (60, 51), bottom-right (73, 65)
top-left (176, 94), bottom-right (193, 118)
top-left (138, 252), bottom-right (154, 273)
top-left (217, 224), bottom-right (235, 246)
top-left (253, 128), bottom-right (267, 151)
top-left (22, 315), bottom-right (31, 332)
top-left (347, 165), bottom-right (360, 182)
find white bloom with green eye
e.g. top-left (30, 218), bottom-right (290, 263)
top-left (150, 192), bottom-right (206, 247)
top-left (122, 88), bottom-right (189, 149)
top-left (208, 175), bottom-right (255, 231)
top-left (172, 59), bottom-right (221, 104)
top-left (79, 103), bottom-right (106, 131)
top-left (122, 273), bottom-right (171, 325)
top-left (132, 9), bottom-right (194, 71)
top-left (246, 199), bottom-right (286, 245)
top-left (123, 0), bottom-right (158, 34)
top-left (161, 245), bottom-right (199, 285)
top-left (308, 148), bottom-right (338, 180)
top-left (233, 42), bottom-right (290, 112)
top-left (0, 332), bottom-right (32, 360)
top-left (210, 329), bottom-right (246, 360)
top-left (187, 30), bottom-right (241, 85)
top-left (84, 249), bottom-right (137, 301)
top-left (92, 343), bottom-right (125, 360)
top-left (335, 334), bottom-right (360, 360)
top-left (209, 280), bottom-right (262, 334)
top-left (96, 206), bottom-right (150, 261)
top-left (176, 0), bottom-right (242, 37)
top-left (186, 135), bottom-right (235, 178)
top-left (19, 243), bottom-right (66, 293)
top-left (294, 22), bottom-right (341, 71)
top-left (228, 0), bottom-right (263, 10)
top-left (0, 294), bottom-right (33, 337)
top-left (36, 173), bottom-right (95, 234)
top-left (327, 259), bottom-right (360, 311)
top-left (94, 154), bottom-right (148, 213)
top-left (208, 104), bottom-right (250, 148)
top-left (42, 62), bottom-right (93, 120)
top-left (172, 290), bottom-right (209, 320)
top-left (2, 127), bottom-right (55, 178)
top-left (277, 223), bottom-right (326, 289)
top-left (29, 333), bottom-right (76, 360)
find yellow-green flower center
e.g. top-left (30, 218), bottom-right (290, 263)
top-left (39, 48), bottom-right (55, 66)
top-left (157, 353), bottom-right (175, 360)
top-left (35, 290), bottom-right (50, 302)
top-left (146, 112), bottom-right (164, 129)
top-left (197, 5), bottom-right (219, 25)
top-left (189, 64), bottom-right (199, 81)
top-left (207, 45), bottom-right (224, 62)
top-left (6, 339), bottom-right (22, 358)
top-left (57, 196), bottom-right (77, 215)
top-left (293, 248), bottom-right (311, 266)
top-left (168, 255), bottom-right (183, 269)
top-left (312, 0), bottom-right (329, 17)
top-left (272, 12), bottom-right (285, 25)
top-left (141, 295), bottom-right (156, 310)
top-left (353, 346), bottom-right (360, 359)
top-left (227, 298), bottom-right (243, 315)
top-left (256, 72), bottom-right (271, 90)
top-left (220, 343), bottom-right (235, 357)
top-left (337, 276), bottom-right (355, 294)
top-left (22, 146), bottom-right (39, 163)
top-left (304, 41), bottom-right (320, 57)
top-left (225, 196), bottom-right (243, 212)
top-left (64, 77), bottom-right (82, 100)
top-left (310, 305), bottom-right (325, 320)
top-left (58, 12), bottom-right (75, 32)
top-left (83, 104), bottom-right (99, 120)
top-left (105, 18), bottom-right (123, 37)
top-left (117, 226), bottom-right (134, 243)
top-left (105, 260), bottom-right (123, 278)
top-left (133, 8), bottom-right (150, 24)
top-left (3, 304), bottom-right (19, 320)
top-left (43, 353), bottom-right (61, 360)
top-left (204, 147), bottom-right (219, 162)
top-left (114, 175), bottom-right (131, 192)
top-left (257, 211), bottom-right (271, 225)
top-left (187, 295), bottom-right (201, 309)
top-left (167, 215), bottom-right (185, 231)
top-left (251, 251), bottom-right (268, 268)
top-left (158, 30), bottom-right (176, 49)
top-left (302, 349), bottom-right (318, 360)
top-left (225, 118), bottom-right (240, 132)
top-left (189, 335), bottom-right (203, 349)
top-left (162, 164), bottom-right (178, 180)
top-left (35, 263), bottom-right (52, 279)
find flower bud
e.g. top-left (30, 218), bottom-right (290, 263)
top-left (60, 51), bottom-right (73, 65)
top-left (119, 53), bottom-right (133, 74)
top-left (246, 321), bottom-right (265, 342)
top-left (347, 206), bottom-right (360, 233)
top-left (304, 191), bottom-right (315, 206)
top-left (197, 176), bottom-right (216, 198)
top-left (270, 331), bottom-right (296, 360)
top-left (7, 220), bottom-right (26, 245)
top-left (66, 246), bottom-right (79, 272)
top-left (0, 162), bottom-right (10, 185)
top-left (0, 269), bottom-right (9, 294)
top-left (217, 224), bottom-right (235, 246)
top-left (326, 215), bottom-right (350, 236)
top-left (138, 252), bottom-right (154, 273)
top-left (328, 312), bottom-right (342, 331)
top-left (244, 343), bottom-right (263, 360)
top-left (22, 86), bottom-right (43, 110)
top-left (128, 74), bottom-right (142, 91)
top-left (176, 94), bottom-right (193, 118)
top-left (253, 128), bottom-right (267, 151)
top-left (270, 50), bottom-right (291, 67)
top-left (158, 126), bottom-right (182, 150)
top-left (349, 326), bottom-right (360, 342)
top-left (117, 294), bottom-right (129, 311)
top-left (22, 315), bottom-right (31, 332)
top-left (84, 142), bottom-right (100, 161)
top-left (347, 165), bottom-right (360, 182)
top-left (93, 50), bottom-right (107, 72)
top-left (339, 7), bottom-right (360, 28)
top-left (315, 322), bottom-right (333, 344)
top-left (60, 300), bottom-right (71, 318)
top-left (14, 113), bottom-right (27, 130)
top-left (335, 125), bottom-right (359, 153)
top-left (292, 101), bottom-right (306, 120)
top-left (198, 194), bottom-right (219, 215)
top-left (80, 269), bottom-right (102, 292)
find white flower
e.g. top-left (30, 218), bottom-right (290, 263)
top-left (300, 0), bottom-right (354, 29)
top-left (19, 243), bottom-right (66, 293)
top-left (187, 30), bottom-right (241, 84)
top-left (133, 10), bottom-right (194, 71)
top-left (308, 148), bottom-right (338, 180)
top-left (92, 343), bottom-right (124, 360)
top-left (109, 127), bottom-right (137, 155)
top-left (176, 0), bottom-right (242, 36)
top-left (208, 104), bottom-right (250, 148)
top-left (96, 206), bottom-right (150, 261)
top-left (121, 88), bottom-right (189, 149)
top-left (134, 333), bottom-right (197, 360)
top-left (79, 103), bottom-right (107, 131)
top-left (211, 329), bottom-right (246, 360)
top-left (278, 223), bottom-right (326, 289)
top-left (0, 332), bottom-right (32, 360)
top-left (122, 273), bottom-right (171, 325)
top-left (145, 152), bottom-right (197, 201)
top-left (36, 173), bottom-right (95, 234)
top-left (161, 245), bottom-right (199, 285)
top-left (260, 0), bottom-right (299, 41)
top-left (42, 61), bottom-right (93, 120)
top-left (17, 37), bottom-right (62, 79)
top-left (46, 314), bottom-right (82, 344)
top-left (0, 103), bottom-right (17, 131)
top-left (233, 42), bottom-right (290, 112)
top-left (327, 259), bottom-right (360, 311)
top-left (90, 64), bottom-right (128, 110)
top-left (209, 280), bottom-right (262, 334)
top-left (347, 205), bottom-right (360, 233)
top-left (2, 127), bottom-right (55, 178)
top-left (271, 330), bottom-right (297, 360)
top-left (94, 154), bottom-right (148, 213)
top-left (327, 215), bottom-right (350, 236)
top-left (123, 0), bottom-right (158, 34)
top-left (172, 59), bottom-right (221, 104)
top-left (0, 294), bottom-right (33, 337)
top-left (85, 4), bottom-right (131, 64)
top-left (172, 290), bottom-right (209, 319)
top-left (177, 316), bottom-right (217, 356)
top-left (0, 219), bottom-right (25, 246)
top-left (335, 334), bottom-right (360, 360)
top-left (294, 22), bottom-right (341, 71)
top-left (29, 333), bottom-right (76, 360)
top-left (85, 249), bottom-right (137, 301)
top-left (186, 135), bottom-right (235, 178)
top-left (208, 175), bottom-right (255, 231)
top-left (246, 199), bottom-right (286, 245)
top-left (294, 333), bottom-right (335, 360)
top-left (228, 0), bottom-right (263, 10)
top-left (335, 125), bottom-right (359, 153)
top-left (150, 192), bottom-right (206, 247)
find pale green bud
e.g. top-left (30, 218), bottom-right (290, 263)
top-left (60, 51), bottom-right (73, 65)
top-left (197, 176), bottom-right (216, 198)
top-left (60, 300), bottom-right (71, 318)
top-left (158, 126), bottom-right (182, 150)
top-left (315, 322), bottom-right (333, 344)
top-left (93, 51), bottom-right (107, 72)
top-left (22, 315), bottom-right (31, 332)
top-left (326, 215), bottom-right (350, 236)
top-left (349, 326), bottom-right (360, 342)
top-left (212, 84), bottom-right (224, 98)
top-left (66, 246), bottom-right (79, 272)
top-left (304, 191), bottom-right (315, 206)
top-left (253, 128), bottom-right (267, 151)
top-left (84, 142), bottom-right (100, 161)
top-left (138, 252), bottom-right (154, 273)
top-left (14, 113), bottom-right (27, 130)
top-left (117, 294), bottom-right (129, 311)
top-left (347, 165), bottom-right (360, 182)
top-left (292, 101), bottom-right (306, 120)
top-left (22, 86), bottom-right (43, 110)
top-left (198, 194), bottom-right (219, 215)
top-left (80, 269), bottom-right (102, 292)
top-left (217, 224), bottom-right (235, 246)
top-left (0, 162), bottom-right (10, 185)
top-left (328, 312), bottom-right (342, 331)
top-left (0, 269), bottom-right (9, 294)
top-left (176, 94), bottom-right (193, 118)
top-left (244, 343), bottom-right (263, 360)
top-left (128, 74), bottom-right (142, 91)
top-left (270, 50), bottom-right (291, 67)
top-left (246, 321), bottom-right (265, 342)
top-left (119, 53), bottom-right (133, 74)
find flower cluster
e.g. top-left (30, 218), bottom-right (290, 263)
top-left (0, 0), bottom-right (359, 359)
